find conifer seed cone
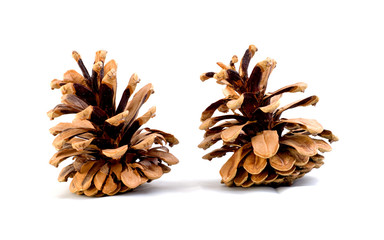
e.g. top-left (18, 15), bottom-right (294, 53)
top-left (199, 45), bottom-right (337, 187)
top-left (48, 50), bottom-right (179, 196)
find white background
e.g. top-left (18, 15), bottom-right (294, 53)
top-left (1, 0), bottom-right (383, 239)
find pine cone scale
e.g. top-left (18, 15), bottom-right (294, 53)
top-left (251, 130), bottom-right (280, 159)
top-left (219, 143), bottom-right (252, 183)
top-left (243, 153), bottom-right (267, 175)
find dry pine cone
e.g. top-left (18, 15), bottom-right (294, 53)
top-left (48, 50), bottom-right (179, 196)
top-left (199, 45), bottom-right (338, 187)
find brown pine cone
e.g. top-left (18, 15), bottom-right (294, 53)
top-left (48, 50), bottom-right (179, 196)
top-left (199, 45), bottom-right (338, 187)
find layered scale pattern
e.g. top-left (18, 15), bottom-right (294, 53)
top-left (48, 50), bottom-right (179, 196)
top-left (199, 45), bottom-right (338, 187)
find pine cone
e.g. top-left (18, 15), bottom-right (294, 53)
top-left (199, 45), bottom-right (338, 187)
top-left (48, 50), bottom-right (179, 196)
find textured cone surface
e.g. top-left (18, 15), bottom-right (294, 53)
top-left (48, 50), bottom-right (179, 196)
top-left (199, 45), bottom-right (337, 187)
